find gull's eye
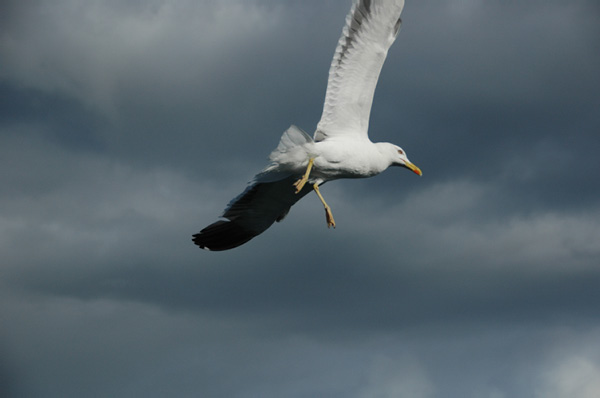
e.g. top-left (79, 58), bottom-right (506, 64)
top-left (397, 149), bottom-right (404, 155)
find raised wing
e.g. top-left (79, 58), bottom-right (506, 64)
top-left (193, 174), bottom-right (313, 251)
top-left (315, 0), bottom-right (405, 142)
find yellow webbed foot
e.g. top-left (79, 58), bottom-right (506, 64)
top-left (293, 176), bottom-right (308, 193)
top-left (324, 206), bottom-right (336, 229)
top-left (293, 157), bottom-right (314, 194)
top-left (313, 183), bottom-right (335, 229)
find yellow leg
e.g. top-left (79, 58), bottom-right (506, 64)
top-left (293, 157), bottom-right (314, 194)
top-left (313, 183), bottom-right (336, 229)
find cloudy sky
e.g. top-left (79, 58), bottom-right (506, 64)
top-left (1, 0), bottom-right (599, 396)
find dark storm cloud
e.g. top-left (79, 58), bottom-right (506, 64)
top-left (1, 1), bottom-right (600, 397)
top-left (389, 1), bottom-right (600, 183)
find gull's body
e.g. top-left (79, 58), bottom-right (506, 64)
top-left (193, 0), bottom-right (420, 251)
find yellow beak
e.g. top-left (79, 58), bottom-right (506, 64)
top-left (405, 161), bottom-right (422, 176)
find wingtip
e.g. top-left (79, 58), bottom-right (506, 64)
top-left (192, 220), bottom-right (257, 251)
top-left (191, 235), bottom-right (211, 251)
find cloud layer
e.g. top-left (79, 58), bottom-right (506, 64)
top-left (2, 0), bottom-right (599, 397)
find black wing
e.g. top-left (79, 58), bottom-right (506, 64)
top-left (193, 175), bottom-right (313, 251)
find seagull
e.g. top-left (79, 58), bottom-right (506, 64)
top-left (193, 0), bottom-right (420, 251)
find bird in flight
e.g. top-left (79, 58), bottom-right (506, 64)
top-left (193, 0), bottom-right (420, 251)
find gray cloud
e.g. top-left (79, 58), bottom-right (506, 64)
top-left (1, 0), bottom-right (600, 397)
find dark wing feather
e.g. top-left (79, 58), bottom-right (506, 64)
top-left (193, 175), bottom-right (313, 251)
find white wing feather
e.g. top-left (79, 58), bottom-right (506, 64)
top-left (315, 0), bottom-right (405, 142)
